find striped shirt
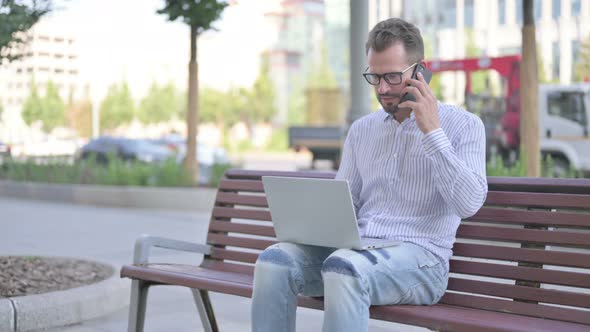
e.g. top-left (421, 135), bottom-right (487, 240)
top-left (336, 102), bottom-right (488, 271)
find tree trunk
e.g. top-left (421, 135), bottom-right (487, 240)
top-left (520, 0), bottom-right (540, 177)
top-left (185, 25), bottom-right (199, 183)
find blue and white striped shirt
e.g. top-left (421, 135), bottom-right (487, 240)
top-left (336, 102), bottom-right (488, 271)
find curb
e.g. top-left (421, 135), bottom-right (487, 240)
top-left (0, 180), bottom-right (217, 212)
top-left (1, 260), bottom-right (129, 332)
top-left (0, 298), bottom-right (15, 332)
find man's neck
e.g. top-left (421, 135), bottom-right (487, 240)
top-left (392, 108), bottom-right (411, 123)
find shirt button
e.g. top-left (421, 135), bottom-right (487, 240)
top-left (393, 153), bottom-right (398, 158)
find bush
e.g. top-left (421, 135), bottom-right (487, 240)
top-left (0, 156), bottom-right (213, 187)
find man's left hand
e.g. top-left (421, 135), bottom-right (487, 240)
top-left (398, 72), bottom-right (440, 134)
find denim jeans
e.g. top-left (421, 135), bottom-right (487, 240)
top-left (251, 242), bottom-right (448, 332)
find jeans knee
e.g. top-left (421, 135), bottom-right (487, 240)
top-left (321, 256), bottom-right (360, 278)
top-left (256, 245), bottom-right (295, 268)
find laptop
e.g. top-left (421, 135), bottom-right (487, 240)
top-left (261, 176), bottom-right (401, 250)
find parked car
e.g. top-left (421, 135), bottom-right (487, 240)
top-left (78, 137), bottom-right (173, 164)
top-left (148, 135), bottom-right (230, 184)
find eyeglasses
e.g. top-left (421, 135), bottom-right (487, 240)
top-left (362, 63), bottom-right (417, 86)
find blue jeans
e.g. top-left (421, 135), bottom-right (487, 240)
top-left (251, 242), bottom-right (448, 332)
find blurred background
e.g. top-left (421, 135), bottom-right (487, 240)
top-left (1, 0), bottom-right (589, 187)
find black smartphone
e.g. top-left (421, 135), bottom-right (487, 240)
top-left (400, 63), bottom-right (433, 103)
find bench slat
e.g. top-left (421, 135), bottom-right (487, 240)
top-left (209, 221), bottom-right (276, 237)
top-left (201, 259), bottom-right (255, 275)
top-left (212, 207), bottom-right (272, 222)
top-left (485, 191), bottom-right (590, 209)
top-left (453, 243), bottom-right (590, 269)
top-left (456, 224), bottom-right (590, 247)
top-left (224, 169), bottom-right (335, 180)
top-left (207, 233), bottom-right (275, 251)
top-left (210, 247), bottom-right (258, 264)
top-left (218, 179), bottom-right (264, 192)
top-left (215, 193), bottom-right (268, 207)
top-left (440, 292), bottom-right (590, 326)
top-left (450, 260), bottom-right (590, 288)
top-left (467, 207), bottom-right (590, 228)
top-left (447, 277), bottom-right (590, 308)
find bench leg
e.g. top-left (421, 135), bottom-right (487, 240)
top-left (128, 280), bottom-right (150, 332)
top-left (191, 289), bottom-right (219, 332)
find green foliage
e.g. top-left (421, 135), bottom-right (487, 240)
top-left (21, 80), bottom-right (43, 126)
top-left (40, 81), bottom-right (66, 132)
top-left (486, 153), bottom-right (585, 178)
top-left (157, 0), bottom-right (228, 32)
top-left (423, 37), bottom-right (443, 100)
top-left (0, 0), bottom-right (51, 63)
top-left (21, 80), bottom-right (66, 133)
top-left (264, 128), bottom-right (288, 152)
top-left (200, 87), bottom-right (239, 126)
top-left (537, 45), bottom-right (549, 83)
top-left (0, 156), bottom-right (196, 187)
top-left (465, 29), bottom-right (490, 95)
top-left (137, 82), bottom-right (182, 124)
top-left (99, 82), bottom-right (135, 132)
top-left (574, 35), bottom-right (590, 82)
top-left (247, 55), bottom-right (277, 123)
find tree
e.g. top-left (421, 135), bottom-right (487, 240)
top-left (521, 0), bottom-right (540, 176)
top-left (423, 37), bottom-right (443, 100)
top-left (137, 82), bottom-right (182, 124)
top-left (465, 29), bottom-right (489, 95)
top-left (0, 100), bottom-right (4, 121)
top-left (157, 0), bottom-right (228, 184)
top-left (21, 79), bottom-right (43, 127)
top-left (21, 80), bottom-right (65, 133)
top-left (0, 0), bottom-right (52, 63)
top-left (99, 82), bottom-right (135, 133)
top-left (40, 81), bottom-right (65, 132)
top-left (247, 55), bottom-right (277, 124)
top-left (574, 35), bottom-right (590, 82)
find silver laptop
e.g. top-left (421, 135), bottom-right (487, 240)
top-left (261, 176), bottom-right (401, 250)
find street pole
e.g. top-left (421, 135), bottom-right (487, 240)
top-left (348, 0), bottom-right (371, 126)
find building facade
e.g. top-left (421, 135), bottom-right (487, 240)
top-left (0, 20), bottom-right (82, 143)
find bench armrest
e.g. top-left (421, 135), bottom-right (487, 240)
top-left (133, 234), bottom-right (212, 264)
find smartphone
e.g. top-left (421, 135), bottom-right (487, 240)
top-left (400, 63), bottom-right (433, 103)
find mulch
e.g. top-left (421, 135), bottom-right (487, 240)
top-left (0, 256), bottom-right (113, 298)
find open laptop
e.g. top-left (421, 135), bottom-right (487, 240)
top-left (261, 176), bottom-right (401, 250)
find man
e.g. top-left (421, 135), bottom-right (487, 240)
top-left (251, 18), bottom-right (487, 332)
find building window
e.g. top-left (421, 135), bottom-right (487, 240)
top-left (499, 0), bottom-right (506, 25)
top-left (534, 0), bottom-right (542, 21)
top-left (38, 67), bottom-right (49, 72)
top-left (552, 41), bottom-right (560, 79)
top-left (440, 0), bottom-right (456, 28)
top-left (26, 67), bottom-right (33, 73)
top-left (54, 68), bottom-right (64, 74)
top-left (572, 0), bottom-right (581, 16)
top-left (54, 37), bottom-right (64, 43)
top-left (464, 0), bottom-right (474, 28)
top-left (68, 69), bottom-right (78, 75)
top-left (552, 0), bottom-right (561, 20)
top-left (68, 55), bottom-right (77, 60)
top-left (54, 53), bottom-right (64, 59)
top-left (516, 0), bottom-right (523, 24)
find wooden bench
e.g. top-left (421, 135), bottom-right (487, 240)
top-left (121, 169), bottom-right (590, 332)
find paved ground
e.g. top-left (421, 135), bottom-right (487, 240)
top-left (0, 197), bottom-right (427, 332)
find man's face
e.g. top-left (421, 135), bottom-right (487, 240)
top-left (366, 43), bottom-right (414, 115)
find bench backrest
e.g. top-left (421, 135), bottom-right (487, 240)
top-left (203, 169), bottom-right (590, 325)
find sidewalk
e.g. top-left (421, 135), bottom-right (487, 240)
top-left (0, 197), bottom-right (425, 331)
